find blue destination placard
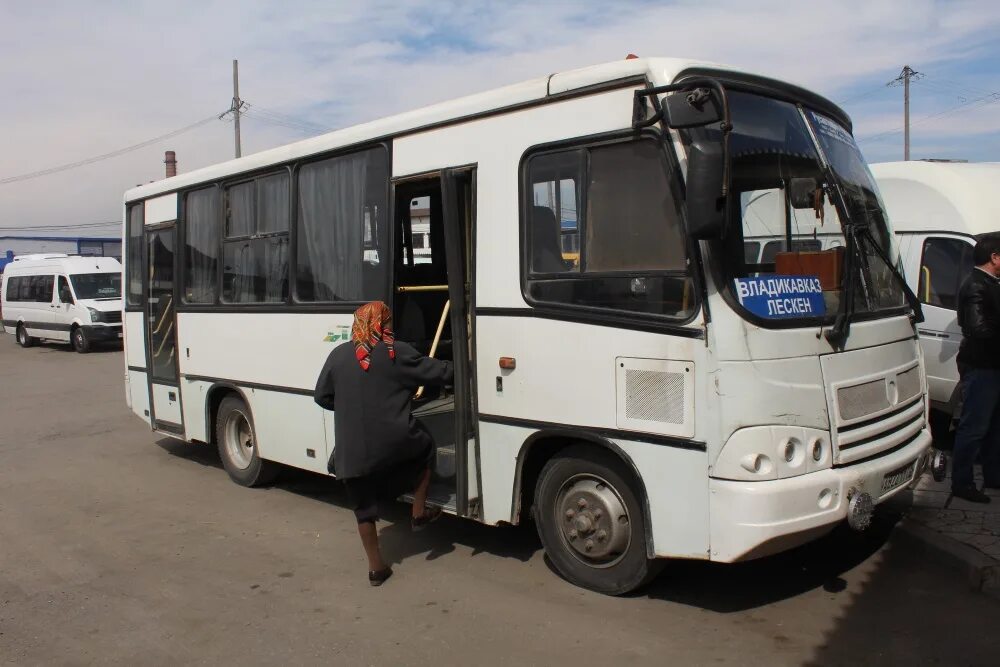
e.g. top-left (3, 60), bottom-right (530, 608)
top-left (734, 275), bottom-right (826, 319)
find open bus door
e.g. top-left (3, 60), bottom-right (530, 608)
top-left (394, 167), bottom-right (480, 517)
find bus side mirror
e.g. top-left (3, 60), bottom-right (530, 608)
top-left (664, 88), bottom-right (722, 128)
top-left (685, 139), bottom-right (726, 240)
top-left (60, 287), bottom-right (73, 304)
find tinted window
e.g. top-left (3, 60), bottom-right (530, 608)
top-left (32, 275), bottom-right (54, 302)
top-left (524, 139), bottom-right (693, 319)
top-left (183, 186), bottom-right (221, 304)
top-left (296, 146), bottom-right (389, 302)
top-left (126, 203), bottom-right (144, 306)
top-left (920, 237), bottom-right (974, 310)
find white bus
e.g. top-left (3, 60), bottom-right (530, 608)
top-left (122, 57), bottom-right (932, 594)
top-left (872, 160), bottom-right (1000, 424)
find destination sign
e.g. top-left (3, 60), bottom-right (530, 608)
top-left (734, 275), bottom-right (826, 319)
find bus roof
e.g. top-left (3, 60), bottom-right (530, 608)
top-left (871, 161), bottom-right (1000, 237)
top-left (125, 56), bottom-right (837, 203)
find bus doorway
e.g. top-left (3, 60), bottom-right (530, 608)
top-left (392, 169), bottom-right (479, 517)
top-left (144, 224), bottom-right (183, 433)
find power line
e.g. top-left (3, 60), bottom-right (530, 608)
top-left (242, 103), bottom-right (331, 135)
top-left (0, 221), bottom-right (120, 231)
top-left (859, 90), bottom-right (1000, 142)
top-left (0, 113), bottom-right (226, 186)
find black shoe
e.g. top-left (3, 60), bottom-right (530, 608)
top-left (952, 486), bottom-right (991, 503)
top-left (411, 506), bottom-right (443, 532)
top-left (369, 567), bottom-right (393, 587)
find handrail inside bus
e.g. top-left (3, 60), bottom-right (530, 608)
top-left (154, 321), bottom-right (174, 358)
top-left (152, 295), bottom-right (173, 335)
top-left (921, 266), bottom-right (931, 302)
top-left (415, 299), bottom-right (451, 400)
top-left (397, 285), bottom-right (449, 293)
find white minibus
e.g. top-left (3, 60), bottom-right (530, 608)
top-left (2, 254), bottom-right (123, 353)
top-left (873, 161), bottom-right (1000, 426)
top-left (123, 57), bottom-right (932, 594)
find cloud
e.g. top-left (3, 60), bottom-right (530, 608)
top-left (1, 0), bottom-right (999, 230)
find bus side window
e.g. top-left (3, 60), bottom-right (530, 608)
top-left (919, 237), bottom-right (974, 310)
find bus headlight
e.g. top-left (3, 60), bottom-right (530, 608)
top-left (87, 307), bottom-right (101, 322)
top-left (713, 426), bottom-right (832, 481)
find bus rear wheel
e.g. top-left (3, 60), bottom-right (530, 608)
top-left (534, 445), bottom-right (661, 595)
top-left (215, 394), bottom-right (279, 487)
top-left (16, 324), bottom-right (35, 348)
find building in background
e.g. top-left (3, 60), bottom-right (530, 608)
top-left (0, 234), bottom-right (121, 273)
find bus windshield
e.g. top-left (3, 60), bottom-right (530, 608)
top-left (693, 90), bottom-right (905, 324)
top-left (71, 272), bottom-right (122, 300)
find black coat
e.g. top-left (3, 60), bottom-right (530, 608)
top-left (957, 268), bottom-right (1000, 370)
top-left (314, 341), bottom-right (454, 479)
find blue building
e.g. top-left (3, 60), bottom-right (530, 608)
top-left (0, 235), bottom-right (121, 272)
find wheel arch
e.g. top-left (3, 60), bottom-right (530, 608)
top-left (204, 382), bottom-right (252, 446)
top-left (511, 428), bottom-right (656, 558)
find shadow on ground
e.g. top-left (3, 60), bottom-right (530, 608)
top-left (156, 437), bottom-right (925, 616)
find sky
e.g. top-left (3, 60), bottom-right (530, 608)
top-left (1, 0), bottom-right (999, 236)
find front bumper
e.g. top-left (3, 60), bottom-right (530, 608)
top-left (82, 324), bottom-right (123, 342)
top-left (708, 427), bottom-right (932, 562)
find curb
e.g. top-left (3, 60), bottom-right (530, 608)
top-left (893, 518), bottom-right (1000, 600)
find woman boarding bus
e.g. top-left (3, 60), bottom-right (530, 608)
top-left (121, 57), bottom-right (932, 595)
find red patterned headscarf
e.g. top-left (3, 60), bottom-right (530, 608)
top-left (352, 301), bottom-right (395, 371)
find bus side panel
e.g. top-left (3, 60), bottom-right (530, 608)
top-left (124, 311), bottom-right (146, 368)
top-left (249, 390), bottom-right (331, 476)
top-left (180, 379), bottom-right (209, 442)
top-left (477, 421), bottom-right (710, 559)
top-left (175, 312), bottom-right (346, 474)
top-left (127, 369), bottom-right (151, 424)
top-left (476, 315), bottom-right (710, 558)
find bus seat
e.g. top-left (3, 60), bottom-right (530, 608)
top-left (775, 247), bottom-right (844, 291)
top-left (531, 206), bottom-right (570, 273)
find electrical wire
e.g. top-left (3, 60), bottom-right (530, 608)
top-left (0, 113), bottom-right (226, 186)
top-left (859, 90), bottom-right (1000, 142)
top-left (242, 104), bottom-right (331, 135)
top-left (0, 221), bottom-right (121, 232)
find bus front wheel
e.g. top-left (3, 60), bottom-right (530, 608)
top-left (215, 394), bottom-right (279, 487)
top-left (533, 445), bottom-right (662, 595)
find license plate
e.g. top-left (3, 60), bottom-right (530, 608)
top-left (881, 461), bottom-right (916, 495)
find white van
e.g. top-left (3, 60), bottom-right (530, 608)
top-left (872, 161), bottom-right (1000, 422)
top-left (1, 254), bottom-right (123, 353)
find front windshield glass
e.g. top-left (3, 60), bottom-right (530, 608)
top-left (804, 110), bottom-right (905, 314)
top-left (688, 90), bottom-right (904, 323)
top-left (70, 272), bottom-right (122, 300)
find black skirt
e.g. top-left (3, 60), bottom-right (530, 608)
top-left (343, 444), bottom-right (434, 523)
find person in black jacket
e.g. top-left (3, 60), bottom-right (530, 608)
top-left (314, 301), bottom-right (454, 585)
top-left (951, 232), bottom-right (1000, 503)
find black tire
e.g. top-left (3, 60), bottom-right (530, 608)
top-left (16, 324), bottom-right (35, 348)
top-left (533, 445), bottom-right (663, 595)
top-left (215, 394), bottom-right (279, 487)
top-left (71, 326), bottom-right (91, 353)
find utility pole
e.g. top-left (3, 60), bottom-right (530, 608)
top-left (889, 65), bottom-right (921, 160)
top-left (232, 59), bottom-right (242, 158)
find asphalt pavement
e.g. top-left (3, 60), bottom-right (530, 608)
top-left (1, 335), bottom-right (998, 666)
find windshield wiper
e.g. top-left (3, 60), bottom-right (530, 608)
top-left (825, 223), bottom-right (859, 349)
top-left (825, 220), bottom-right (924, 350)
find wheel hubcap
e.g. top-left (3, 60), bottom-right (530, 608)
top-left (556, 474), bottom-right (630, 567)
top-left (224, 410), bottom-right (254, 470)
